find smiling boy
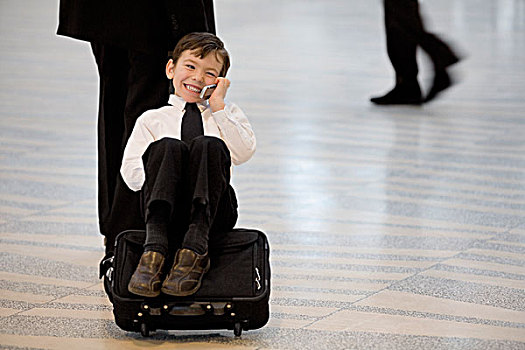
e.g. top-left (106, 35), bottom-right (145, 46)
top-left (120, 32), bottom-right (256, 297)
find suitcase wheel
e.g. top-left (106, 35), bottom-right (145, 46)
top-left (234, 322), bottom-right (242, 337)
top-left (140, 323), bottom-right (150, 337)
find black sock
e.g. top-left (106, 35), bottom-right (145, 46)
top-left (144, 202), bottom-right (170, 257)
top-left (182, 223), bottom-right (209, 255)
top-left (182, 203), bottom-right (209, 255)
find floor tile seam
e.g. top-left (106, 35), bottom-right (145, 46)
top-left (7, 198), bottom-right (83, 211)
top-left (390, 230), bottom-right (525, 283)
top-left (296, 247), bottom-right (521, 332)
top-left (442, 224), bottom-right (524, 264)
top-left (0, 174), bottom-right (94, 189)
top-left (507, 224), bottom-right (525, 235)
top-left (0, 199), bottom-right (94, 222)
top-left (273, 254), bottom-right (450, 262)
top-left (335, 242), bottom-right (493, 314)
top-left (1, 164), bottom-right (95, 176)
top-left (433, 263), bottom-right (525, 282)
top-left (357, 185), bottom-right (525, 206)
top-left (271, 286), bottom-right (374, 296)
top-left (293, 251), bottom-right (440, 330)
top-left (455, 252), bottom-right (525, 267)
top-left (429, 231), bottom-right (501, 267)
top-left (328, 192), bottom-right (525, 216)
top-left (247, 162), bottom-right (525, 184)
top-left (8, 281), bottom-right (107, 317)
top-left (286, 120), bottom-right (518, 142)
top-left (1, 302), bottom-right (112, 313)
top-left (272, 274), bottom-right (413, 284)
top-left (264, 223), bottom-right (505, 235)
top-left (0, 280), bottom-right (99, 295)
top-left (349, 305), bottom-right (525, 329)
top-left (273, 264), bottom-right (428, 275)
top-left (0, 239), bottom-right (103, 252)
top-left (358, 182), bottom-right (525, 203)
top-left (251, 150), bottom-right (525, 174)
top-left (273, 244), bottom-right (462, 257)
top-left (0, 231), bottom-right (99, 239)
top-left (384, 177), bottom-right (525, 196)
top-left (0, 171), bottom-right (94, 181)
top-left (484, 240), bottom-right (525, 249)
top-left (20, 303), bottom-right (112, 312)
top-left (303, 137), bottom-right (525, 157)
top-left (236, 179), bottom-right (525, 198)
top-left (283, 212), bottom-right (522, 233)
top-left (322, 123), bottom-right (525, 142)
top-left (472, 237), bottom-right (525, 250)
top-left (329, 116), bottom-right (525, 134)
top-left (272, 256), bottom-right (447, 270)
top-left (326, 181), bottom-right (525, 205)
top-left (0, 197), bottom-right (70, 208)
top-left (319, 123), bottom-right (508, 141)
top-left (298, 133), bottom-right (525, 157)
top-left (437, 262), bottom-right (525, 279)
top-left (390, 169), bottom-right (525, 187)
top-left (251, 156), bottom-right (525, 179)
top-left (269, 312), bottom-right (319, 321)
top-left (286, 135), bottom-right (525, 160)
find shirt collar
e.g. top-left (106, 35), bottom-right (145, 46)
top-left (168, 94), bottom-right (208, 113)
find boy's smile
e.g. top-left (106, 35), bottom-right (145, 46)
top-left (166, 49), bottom-right (223, 103)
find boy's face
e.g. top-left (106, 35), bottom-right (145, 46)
top-left (166, 49), bottom-right (223, 103)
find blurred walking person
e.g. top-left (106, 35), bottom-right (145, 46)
top-left (371, 0), bottom-right (460, 105)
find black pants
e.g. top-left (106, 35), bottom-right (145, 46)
top-left (384, 0), bottom-right (458, 84)
top-left (141, 136), bottom-right (238, 253)
top-left (91, 43), bottom-right (169, 251)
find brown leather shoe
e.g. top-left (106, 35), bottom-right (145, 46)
top-left (128, 251), bottom-right (165, 297)
top-left (161, 248), bottom-right (210, 296)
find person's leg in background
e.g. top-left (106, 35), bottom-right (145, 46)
top-left (417, 21), bottom-right (460, 101)
top-left (371, 0), bottom-right (422, 105)
top-left (91, 44), bottom-right (169, 252)
top-left (371, 0), bottom-right (460, 105)
top-left (385, 0), bottom-right (460, 102)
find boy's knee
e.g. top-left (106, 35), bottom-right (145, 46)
top-left (150, 137), bottom-right (188, 153)
top-left (143, 138), bottom-right (188, 163)
top-left (190, 136), bottom-right (228, 152)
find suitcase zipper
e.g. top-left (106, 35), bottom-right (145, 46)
top-left (254, 236), bottom-right (263, 292)
top-left (255, 267), bottom-right (261, 291)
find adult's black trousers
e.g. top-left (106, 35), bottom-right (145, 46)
top-left (384, 0), bottom-right (458, 83)
top-left (91, 43), bottom-right (170, 251)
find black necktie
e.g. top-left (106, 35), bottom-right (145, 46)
top-left (181, 102), bottom-right (204, 144)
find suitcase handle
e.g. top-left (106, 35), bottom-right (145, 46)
top-left (141, 302), bottom-right (235, 317)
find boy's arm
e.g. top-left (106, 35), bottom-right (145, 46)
top-left (212, 103), bottom-right (256, 165)
top-left (120, 118), bottom-right (155, 191)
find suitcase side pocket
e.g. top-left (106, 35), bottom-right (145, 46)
top-left (113, 230), bottom-right (146, 298)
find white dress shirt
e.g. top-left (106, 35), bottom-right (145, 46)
top-left (121, 94), bottom-right (256, 191)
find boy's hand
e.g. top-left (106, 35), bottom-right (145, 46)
top-left (208, 77), bottom-right (229, 112)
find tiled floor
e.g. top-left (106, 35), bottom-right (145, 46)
top-left (1, 0), bottom-right (524, 349)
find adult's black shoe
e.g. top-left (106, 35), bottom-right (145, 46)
top-left (370, 83), bottom-right (422, 105)
top-left (424, 69), bottom-right (452, 103)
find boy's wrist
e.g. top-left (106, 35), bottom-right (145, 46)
top-left (209, 99), bottom-right (225, 113)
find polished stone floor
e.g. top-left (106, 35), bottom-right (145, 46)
top-left (1, 0), bottom-right (524, 349)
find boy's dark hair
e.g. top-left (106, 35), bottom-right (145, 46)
top-left (171, 32), bottom-right (230, 77)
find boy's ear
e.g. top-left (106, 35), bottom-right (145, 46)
top-left (166, 59), bottom-right (175, 79)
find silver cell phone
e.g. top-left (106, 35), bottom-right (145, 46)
top-left (200, 84), bottom-right (217, 99)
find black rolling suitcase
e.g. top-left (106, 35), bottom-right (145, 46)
top-left (100, 228), bottom-right (270, 337)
